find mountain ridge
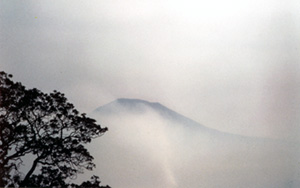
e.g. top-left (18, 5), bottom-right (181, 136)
top-left (92, 98), bottom-right (274, 141)
top-left (87, 98), bottom-right (299, 188)
top-left (94, 98), bottom-right (209, 130)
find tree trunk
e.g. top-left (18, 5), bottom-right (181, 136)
top-left (20, 156), bottom-right (41, 187)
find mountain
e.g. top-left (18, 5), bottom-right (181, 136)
top-left (94, 98), bottom-right (193, 121)
top-left (94, 98), bottom-right (211, 130)
top-left (81, 98), bottom-right (300, 188)
top-left (93, 98), bottom-right (273, 140)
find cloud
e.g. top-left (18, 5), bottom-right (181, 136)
top-left (1, 0), bottom-right (300, 139)
top-left (82, 101), bottom-right (300, 187)
top-left (1, 1), bottom-right (300, 187)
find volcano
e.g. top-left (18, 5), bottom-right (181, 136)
top-left (78, 98), bottom-right (300, 188)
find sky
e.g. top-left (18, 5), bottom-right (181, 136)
top-left (1, 0), bottom-right (300, 139)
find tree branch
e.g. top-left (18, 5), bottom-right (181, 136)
top-left (20, 154), bottom-right (44, 187)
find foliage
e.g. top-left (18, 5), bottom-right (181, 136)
top-left (0, 71), bottom-right (109, 187)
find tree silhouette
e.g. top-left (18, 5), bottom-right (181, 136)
top-left (0, 71), bottom-right (109, 187)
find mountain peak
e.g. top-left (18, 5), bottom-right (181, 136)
top-left (93, 98), bottom-right (208, 130)
top-left (94, 98), bottom-right (166, 115)
top-left (116, 98), bottom-right (165, 110)
top-left (93, 98), bottom-right (260, 138)
top-left (116, 98), bottom-right (161, 106)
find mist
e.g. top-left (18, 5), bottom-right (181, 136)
top-left (1, 1), bottom-right (300, 187)
top-left (1, 0), bottom-right (300, 139)
top-left (79, 100), bottom-right (300, 188)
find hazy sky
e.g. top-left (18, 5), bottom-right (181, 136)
top-left (1, 0), bottom-right (300, 139)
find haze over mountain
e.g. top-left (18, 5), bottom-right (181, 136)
top-left (2, 1), bottom-right (300, 187)
top-left (81, 98), bottom-right (300, 188)
top-left (94, 98), bottom-right (212, 131)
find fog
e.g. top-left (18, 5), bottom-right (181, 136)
top-left (1, 1), bottom-right (300, 187)
top-left (79, 99), bottom-right (300, 188)
top-left (1, 0), bottom-right (300, 139)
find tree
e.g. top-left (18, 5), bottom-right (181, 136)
top-left (0, 71), bottom-right (109, 187)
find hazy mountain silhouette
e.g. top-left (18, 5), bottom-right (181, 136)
top-left (94, 98), bottom-right (209, 129)
top-left (93, 98), bottom-right (270, 140)
top-left (85, 98), bottom-right (300, 188)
